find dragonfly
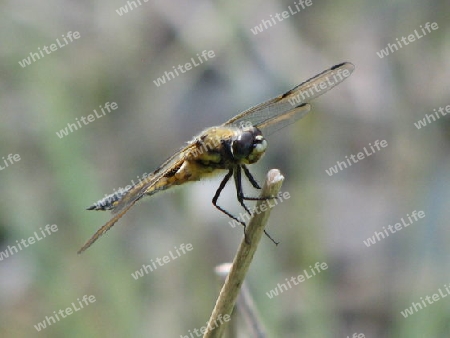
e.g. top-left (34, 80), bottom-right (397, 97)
top-left (78, 62), bottom-right (354, 254)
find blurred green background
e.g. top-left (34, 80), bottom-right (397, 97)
top-left (2, 0), bottom-right (450, 337)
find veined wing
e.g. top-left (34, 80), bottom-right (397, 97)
top-left (251, 103), bottom-right (311, 136)
top-left (224, 62), bottom-right (354, 135)
top-left (111, 143), bottom-right (197, 215)
top-left (78, 142), bottom-right (198, 254)
top-left (78, 194), bottom-right (139, 254)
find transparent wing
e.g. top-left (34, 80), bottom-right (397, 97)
top-left (111, 142), bottom-right (197, 215)
top-left (252, 103), bottom-right (311, 136)
top-left (78, 197), bottom-right (139, 254)
top-left (78, 142), bottom-right (197, 254)
top-left (224, 62), bottom-right (354, 135)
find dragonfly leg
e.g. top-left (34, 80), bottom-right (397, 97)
top-left (242, 164), bottom-right (261, 189)
top-left (239, 165), bottom-right (280, 202)
top-left (212, 168), bottom-right (247, 230)
top-left (235, 166), bottom-right (280, 245)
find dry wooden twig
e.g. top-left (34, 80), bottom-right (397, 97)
top-left (204, 169), bottom-right (284, 338)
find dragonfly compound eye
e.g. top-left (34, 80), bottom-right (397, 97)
top-left (232, 130), bottom-right (267, 163)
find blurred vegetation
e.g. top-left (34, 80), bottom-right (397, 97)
top-left (1, 0), bottom-right (450, 337)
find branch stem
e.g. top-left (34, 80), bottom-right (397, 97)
top-left (204, 169), bottom-right (284, 338)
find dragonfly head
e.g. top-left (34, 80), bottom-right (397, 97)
top-left (231, 127), bottom-right (267, 164)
